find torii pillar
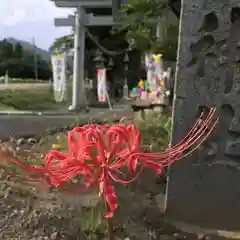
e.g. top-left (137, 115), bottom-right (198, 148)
top-left (69, 7), bottom-right (86, 111)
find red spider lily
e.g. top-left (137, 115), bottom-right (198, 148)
top-left (2, 107), bottom-right (218, 218)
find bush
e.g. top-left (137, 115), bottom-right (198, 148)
top-left (136, 112), bottom-right (171, 151)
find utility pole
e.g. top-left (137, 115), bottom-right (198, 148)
top-left (32, 37), bottom-right (38, 81)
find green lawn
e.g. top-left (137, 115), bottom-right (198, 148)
top-left (0, 86), bottom-right (69, 111)
top-left (0, 82), bottom-right (96, 111)
top-left (0, 104), bottom-right (17, 111)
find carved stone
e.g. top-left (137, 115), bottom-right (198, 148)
top-left (166, 0), bottom-right (240, 232)
top-left (225, 139), bottom-right (240, 157)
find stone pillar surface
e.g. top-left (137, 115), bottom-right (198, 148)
top-left (166, 0), bottom-right (240, 231)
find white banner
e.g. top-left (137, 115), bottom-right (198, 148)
top-left (145, 53), bottom-right (163, 91)
top-left (97, 68), bottom-right (106, 102)
top-left (51, 53), bottom-right (67, 102)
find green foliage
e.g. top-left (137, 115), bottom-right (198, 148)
top-left (136, 112), bottom-right (171, 151)
top-left (114, 0), bottom-right (179, 60)
top-left (49, 34), bottom-right (74, 52)
top-left (122, 0), bottom-right (169, 18)
top-left (80, 202), bottom-right (107, 238)
top-left (0, 39), bottom-right (51, 80)
top-left (153, 24), bottom-right (179, 61)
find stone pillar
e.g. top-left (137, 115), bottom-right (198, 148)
top-left (165, 0), bottom-right (240, 235)
top-left (69, 7), bottom-right (86, 111)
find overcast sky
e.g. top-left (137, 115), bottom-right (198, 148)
top-left (0, 0), bottom-right (74, 50)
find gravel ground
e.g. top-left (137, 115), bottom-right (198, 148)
top-left (0, 167), bottom-right (200, 240)
top-left (0, 179), bottom-right (92, 240)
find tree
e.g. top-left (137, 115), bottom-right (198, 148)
top-left (49, 34), bottom-right (74, 53)
top-left (13, 43), bottom-right (23, 58)
top-left (0, 39), bottom-right (51, 80)
top-left (0, 40), bottom-right (14, 58)
top-left (49, 26), bottom-right (129, 77)
top-left (168, 0), bottom-right (181, 19)
top-left (113, 0), bottom-right (180, 60)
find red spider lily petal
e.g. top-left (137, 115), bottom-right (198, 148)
top-left (44, 150), bottom-right (94, 187)
top-left (6, 157), bottom-right (46, 176)
top-left (108, 167), bottom-right (144, 184)
top-left (106, 125), bottom-right (142, 172)
top-left (101, 176), bottom-right (118, 218)
top-left (128, 156), bottom-right (138, 174)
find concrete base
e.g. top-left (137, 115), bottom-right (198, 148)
top-left (123, 85), bottom-right (129, 99)
top-left (68, 105), bottom-right (89, 113)
top-left (164, 218), bottom-right (240, 239)
top-left (0, 107), bottom-right (133, 139)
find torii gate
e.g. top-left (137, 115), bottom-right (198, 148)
top-left (50, 0), bottom-right (122, 111)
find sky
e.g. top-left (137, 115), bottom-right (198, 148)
top-left (0, 0), bottom-right (74, 50)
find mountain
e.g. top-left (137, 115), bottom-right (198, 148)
top-left (5, 37), bottom-right (50, 61)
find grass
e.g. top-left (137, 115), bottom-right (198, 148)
top-left (0, 83), bottom-right (95, 111)
top-left (8, 78), bottom-right (47, 84)
top-left (0, 104), bottom-right (17, 111)
top-left (0, 85), bottom-right (69, 111)
top-left (135, 112), bottom-right (171, 151)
